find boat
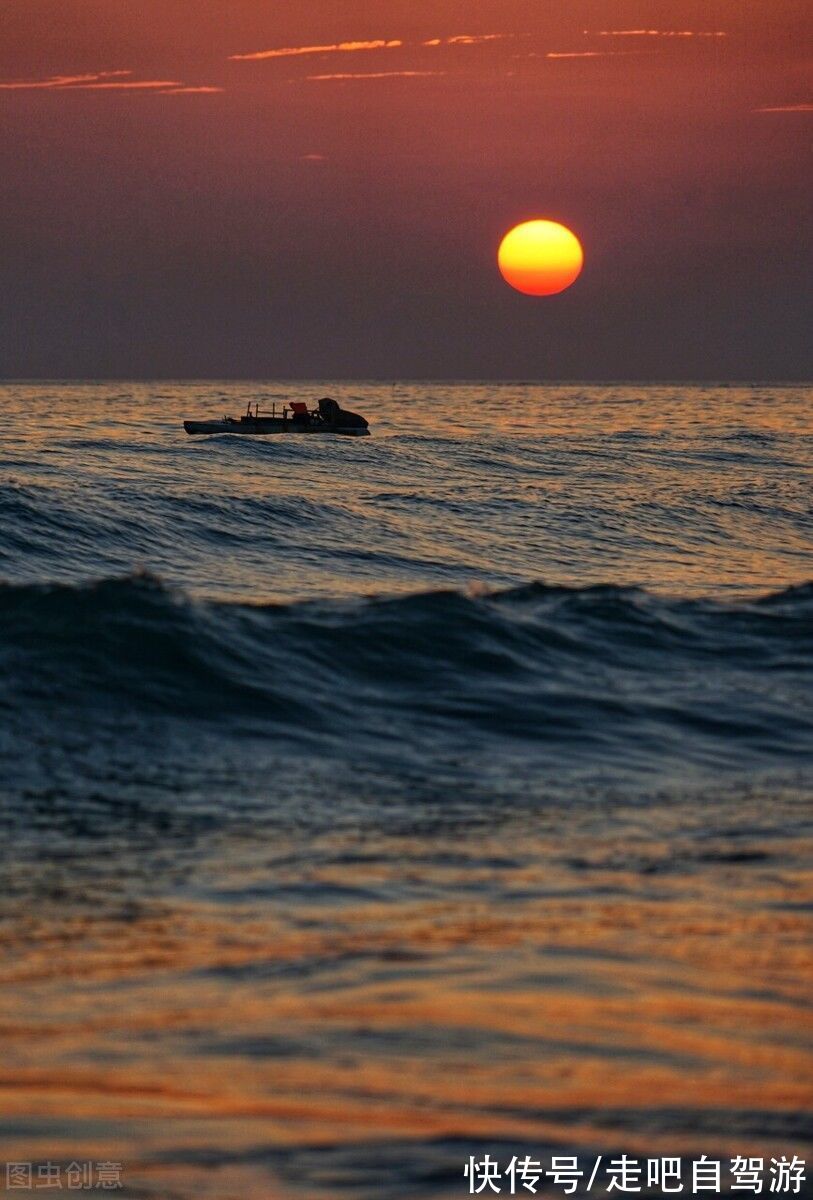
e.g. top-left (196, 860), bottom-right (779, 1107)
top-left (184, 397), bottom-right (370, 437)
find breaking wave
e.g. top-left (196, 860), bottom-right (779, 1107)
top-left (2, 573), bottom-right (811, 780)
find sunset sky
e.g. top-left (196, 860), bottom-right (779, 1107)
top-left (1, 1), bottom-right (810, 379)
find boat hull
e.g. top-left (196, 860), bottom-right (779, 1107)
top-left (183, 419), bottom-right (369, 437)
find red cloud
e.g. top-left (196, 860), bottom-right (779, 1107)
top-left (230, 40), bottom-right (402, 62)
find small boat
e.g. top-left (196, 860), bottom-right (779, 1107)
top-left (184, 397), bottom-right (370, 437)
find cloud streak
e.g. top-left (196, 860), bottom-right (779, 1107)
top-left (585, 29), bottom-right (727, 38)
top-left (232, 34), bottom-right (512, 63)
top-left (306, 71), bottom-right (444, 82)
top-left (442, 34), bottom-right (511, 46)
top-left (545, 51), bottom-right (644, 59)
top-left (156, 86), bottom-right (224, 95)
top-left (0, 70), bottom-right (220, 93)
top-left (230, 40), bottom-right (402, 62)
top-left (753, 103), bottom-right (812, 113)
top-left (72, 80), bottom-right (185, 90)
top-left (0, 70), bottom-right (129, 90)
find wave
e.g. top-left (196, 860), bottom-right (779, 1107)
top-left (2, 574), bottom-right (811, 779)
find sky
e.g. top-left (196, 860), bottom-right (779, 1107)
top-left (0, 1), bottom-right (811, 379)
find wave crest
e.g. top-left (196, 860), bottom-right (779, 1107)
top-left (2, 573), bottom-right (811, 776)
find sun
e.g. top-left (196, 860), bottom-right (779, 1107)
top-left (498, 219), bottom-right (584, 296)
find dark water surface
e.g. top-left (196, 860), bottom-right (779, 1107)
top-left (1, 384), bottom-right (811, 1198)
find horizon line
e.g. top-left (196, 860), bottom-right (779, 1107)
top-left (1, 376), bottom-right (810, 387)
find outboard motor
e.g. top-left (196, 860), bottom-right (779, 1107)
top-left (318, 397), bottom-right (368, 430)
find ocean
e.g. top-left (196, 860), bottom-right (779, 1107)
top-left (1, 382), bottom-right (811, 1199)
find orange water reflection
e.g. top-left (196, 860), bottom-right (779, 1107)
top-left (2, 803), bottom-right (811, 1198)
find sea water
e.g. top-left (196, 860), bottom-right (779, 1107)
top-left (1, 383), bottom-right (811, 1198)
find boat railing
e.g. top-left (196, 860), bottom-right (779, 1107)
top-left (244, 402), bottom-right (288, 420)
top-left (243, 401), bottom-right (322, 421)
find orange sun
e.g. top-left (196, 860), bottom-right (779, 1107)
top-left (498, 219), bottom-right (584, 296)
